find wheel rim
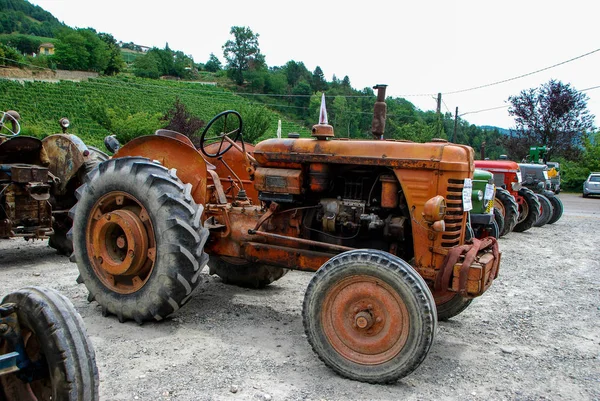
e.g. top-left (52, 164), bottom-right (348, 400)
top-left (0, 328), bottom-right (52, 401)
top-left (321, 275), bottom-right (409, 365)
top-left (86, 191), bottom-right (155, 294)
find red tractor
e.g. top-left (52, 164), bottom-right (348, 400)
top-left (70, 86), bottom-right (501, 383)
top-left (474, 160), bottom-right (540, 233)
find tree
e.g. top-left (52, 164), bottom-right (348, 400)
top-left (98, 32), bottom-right (125, 75)
top-left (222, 26), bottom-right (262, 85)
top-left (161, 98), bottom-right (205, 147)
top-left (204, 53), bottom-right (222, 72)
top-left (311, 66), bottom-right (327, 92)
top-left (505, 80), bottom-right (595, 160)
top-left (133, 51), bottom-right (160, 78)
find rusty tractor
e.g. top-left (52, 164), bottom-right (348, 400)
top-left (0, 286), bottom-right (99, 401)
top-left (475, 160), bottom-right (539, 233)
top-left (0, 111), bottom-right (107, 254)
top-left (70, 85), bottom-right (501, 383)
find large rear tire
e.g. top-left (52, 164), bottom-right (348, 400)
top-left (493, 208), bottom-right (505, 238)
top-left (303, 249), bottom-right (437, 383)
top-left (513, 188), bottom-right (541, 232)
top-left (208, 256), bottom-right (288, 288)
top-left (70, 157), bottom-right (209, 323)
top-left (494, 188), bottom-right (518, 236)
top-left (547, 195), bottom-right (564, 224)
top-left (533, 194), bottom-right (553, 227)
top-left (0, 287), bottom-right (99, 401)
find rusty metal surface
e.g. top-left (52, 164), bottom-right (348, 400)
top-left (205, 142), bottom-right (258, 204)
top-left (0, 137), bottom-right (45, 164)
top-left (371, 84), bottom-right (388, 139)
top-left (2, 183), bottom-right (52, 238)
top-left (9, 164), bottom-right (48, 184)
top-left (86, 191), bottom-right (155, 294)
top-left (242, 242), bottom-right (333, 272)
top-left (254, 138), bottom-right (474, 172)
top-left (322, 274), bottom-right (409, 364)
top-left (115, 135), bottom-right (209, 206)
top-left (254, 168), bottom-right (303, 195)
top-left (41, 134), bottom-right (86, 194)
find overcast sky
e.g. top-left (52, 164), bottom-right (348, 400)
top-left (29, 0), bottom-right (600, 129)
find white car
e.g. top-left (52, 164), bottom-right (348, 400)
top-left (583, 173), bottom-right (600, 197)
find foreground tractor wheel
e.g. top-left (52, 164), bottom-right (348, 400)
top-left (533, 194), bottom-right (553, 227)
top-left (208, 256), bottom-right (288, 288)
top-left (303, 249), bottom-right (437, 383)
top-left (513, 188), bottom-right (541, 232)
top-left (493, 208), bottom-right (505, 237)
top-left (547, 195), bottom-right (564, 224)
top-left (494, 188), bottom-right (519, 236)
top-left (0, 287), bottom-right (98, 401)
top-left (434, 293), bottom-right (473, 321)
top-left (70, 157), bottom-right (209, 323)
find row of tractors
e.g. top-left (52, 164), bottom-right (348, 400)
top-left (0, 85), bottom-right (562, 399)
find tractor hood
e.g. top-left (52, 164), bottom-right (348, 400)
top-left (254, 138), bottom-right (474, 173)
top-left (475, 160), bottom-right (519, 173)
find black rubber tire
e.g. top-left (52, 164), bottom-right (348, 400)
top-left (302, 249), bottom-right (437, 383)
top-left (513, 188), bottom-right (541, 232)
top-left (436, 294), bottom-right (473, 321)
top-left (0, 287), bottom-right (99, 401)
top-left (208, 256), bottom-right (288, 288)
top-left (48, 148), bottom-right (109, 256)
top-left (533, 194), bottom-right (553, 227)
top-left (547, 195), bottom-right (564, 224)
top-left (493, 208), bottom-right (505, 238)
top-left (69, 157), bottom-right (209, 323)
top-left (495, 188), bottom-right (519, 236)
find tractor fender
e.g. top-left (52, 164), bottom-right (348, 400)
top-left (114, 135), bottom-right (209, 206)
top-left (42, 134), bottom-right (89, 194)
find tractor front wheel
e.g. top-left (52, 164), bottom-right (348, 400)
top-left (547, 195), bottom-right (564, 224)
top-left (533, 194), bottom-right (553, 227)
top-left (494, 188), bottom-right (518, 236)
top-left (302, 249), bottom-right (437, 383)
top-left (208, 256), bottom-right (288, 288)
top-left (70, 157), bottom-right (209, 323)
top-left (513, 188), bottom-right (541, 232)
top-left (0, 287), bottom-right (99, 401)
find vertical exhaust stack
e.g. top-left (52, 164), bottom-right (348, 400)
top-left (371, 84), bottom-right (388, 140)
top-left (311, 93), bottom-right (334, 140)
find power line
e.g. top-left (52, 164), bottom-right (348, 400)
top-left (443, 47), bottom-right (600, 95)
top-left (459, 105), bottom-right (509, 117)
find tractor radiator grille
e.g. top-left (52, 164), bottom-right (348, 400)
top-left (442, 178), bottom-right (465, 248)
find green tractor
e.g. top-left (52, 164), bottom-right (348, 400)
top-left (468, 169), bottom-right (502, 238)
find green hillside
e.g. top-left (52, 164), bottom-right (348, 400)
top-left (0, 76), bottom-right (311, 148)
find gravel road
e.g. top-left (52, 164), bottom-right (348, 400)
top-left (1, 192), bottom-right (599, 401)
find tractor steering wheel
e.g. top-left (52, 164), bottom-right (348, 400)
top-left (200, 110), bottom-right (244, 158)
top-left (0, 111), bottom-right (21, 136)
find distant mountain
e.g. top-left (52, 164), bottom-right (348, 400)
top-left (479, 125), bottom-right (512, 136)
top-left (0, 0), bottom-right (64, 37)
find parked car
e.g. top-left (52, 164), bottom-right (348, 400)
top-left (583, 172), bottom-right (600, 197)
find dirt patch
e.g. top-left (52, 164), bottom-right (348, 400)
top-left (0, 67), bottom-right (98, 82)
top-left (1, 193), bottom-right (599, 400)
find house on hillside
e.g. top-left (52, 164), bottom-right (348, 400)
top-left (38, 43), bottom-right (55, 55)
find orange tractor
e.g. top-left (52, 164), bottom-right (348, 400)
top-left (70, 85), bottom-right (501, 383)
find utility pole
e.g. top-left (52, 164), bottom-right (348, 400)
top-left (453, 107), bottom-right (458, 143)
top-left (436, 93), bottom-right (441, 114)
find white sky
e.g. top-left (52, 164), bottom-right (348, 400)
top-left (29, 0), bottom-right (600, 129)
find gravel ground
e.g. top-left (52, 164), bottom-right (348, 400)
top-left (1, 192), bottom-right (599, 401)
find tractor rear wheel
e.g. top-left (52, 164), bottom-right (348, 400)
top-left (493, 208), bottom-right (505, 237)
top-left (533, 194), bottom-right (553, 227)
top-left (0, 287), bottom-right (99, 401)
top-left (208, 256), bottom-right (288, 288)
top-left (494, 188), bottom-right (518, 236)
top-left (513, 188), bottom-right (541, 232)
top-left (547, 195), bottom-right (564, 224)
top-left (303, 249), bottom-right (437, 383)
top-left (70, 157), bottom-right (209, 323)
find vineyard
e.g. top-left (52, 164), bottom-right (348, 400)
top-left (0, 76), bottom-right (311, 148)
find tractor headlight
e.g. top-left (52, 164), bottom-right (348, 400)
top-left (423, 195), bottom-right (447, 223)
top-left (477, 190), bottom-right (484, 201)
top-left (59, 118), bottom-right (70, 129)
